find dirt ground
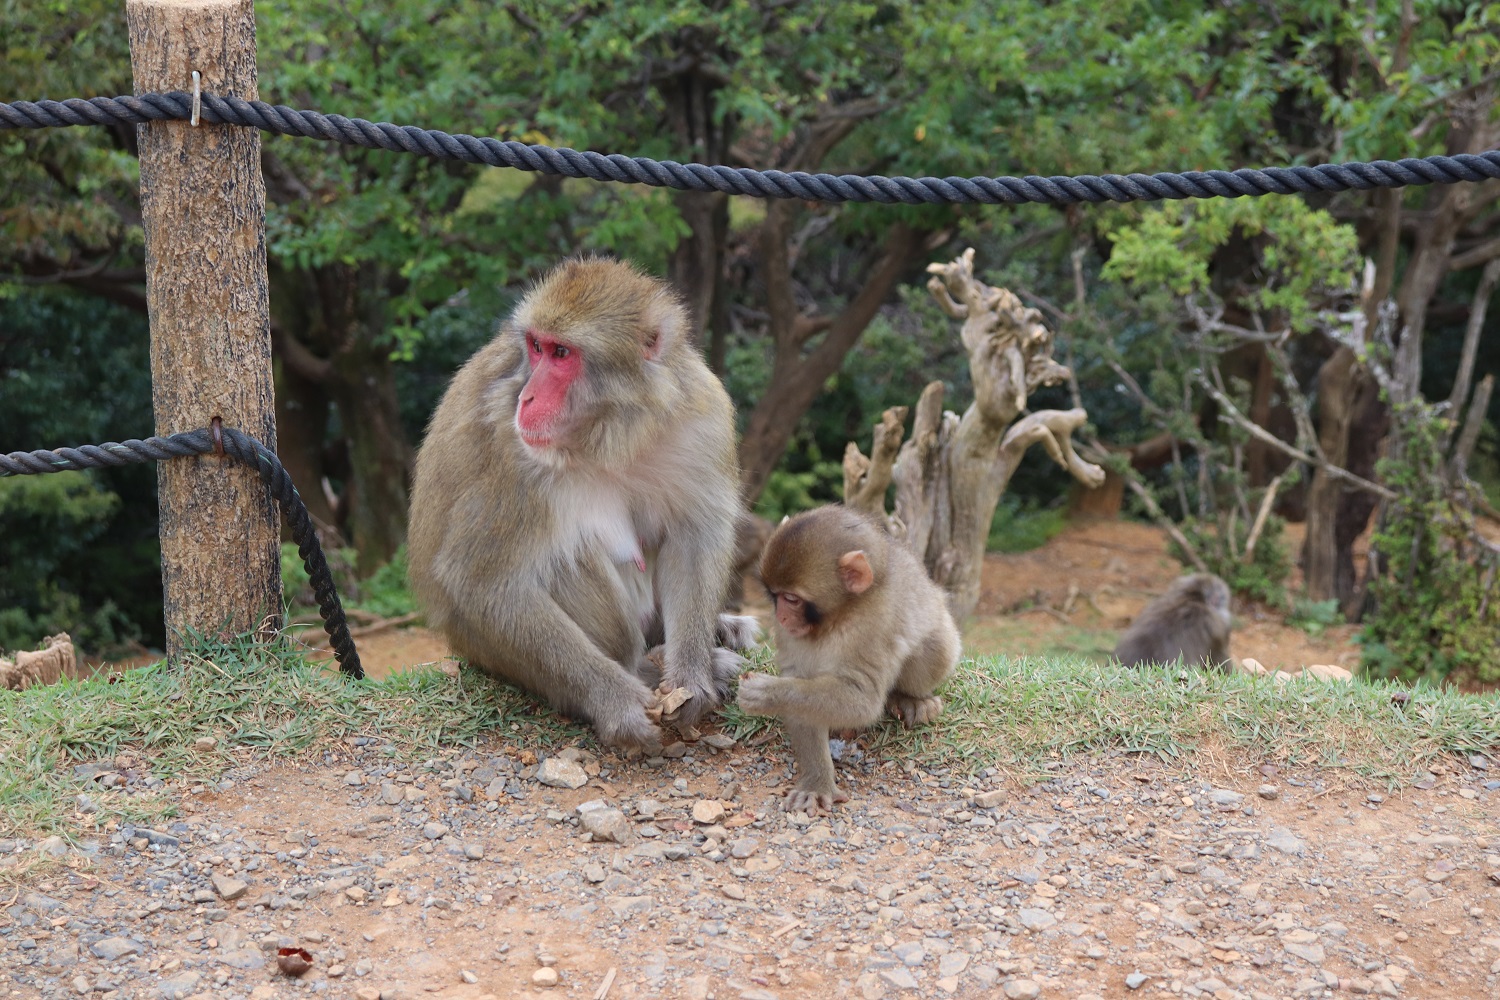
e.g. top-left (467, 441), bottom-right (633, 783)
top-left (12, 520), bottom-right (1498, 1000)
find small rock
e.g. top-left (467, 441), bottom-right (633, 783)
top-left (879, 967), bottom-right (920, 989)
top-left (1257, 784), bottom-right (1280, 800)
top-left (692, 800), bottom-right (727, 824)
top-left (1018, 908), bottom-right (1057, 931)
top-left (379, 782), bottom-right (403, 805)
top-left (722, 884), bottom-right (746, 900)
top-left (938, 952), bottom-right (970, 977)
top-left (1125, 972), bottom-right (1149, 990)
top-left (892, 941), bottom-right (925, 966)
top-left (90, 936), bottom-right (142, 961)
top-left (580, 807), bottom-right (634, 844)
top-left (536, 757), bottom-right (589, 789)
top-left (212, 874), bottom-right (249, 901)
top-left (1305, 663), bottom-right (1353, 682)
top-left (1003, 980), bottom-right (1041, 1000)
top-left (729, 837), bottom-right (760, 859)
top-left (1266, 828), bottom-right (1306, 855)
top-left (344, 771), bottom-right (365, 786)
top-left (156, 971), bottom-right (201, 999)
top-left (532, 967), bottom-right (559, 987)
top-left (973, 789), bottom-right (1007, 809)
top-left (422, 822), bottom-right (450, 840)
top-left (464, 843), bottom-right (484, 860)
top-left (1210, 789), bottom-right (1244, 809)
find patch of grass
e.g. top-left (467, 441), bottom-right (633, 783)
top-left (0, 631), bottom-right (569, 838)
top-left (986, 497), bottom-right (1068, 554)
top-left (1288, 597), bottom-right (1343, 637)
top-left (4, 638), bottom-right (1497, 839)
top-left (854, 657), bottom-right (1499, 784)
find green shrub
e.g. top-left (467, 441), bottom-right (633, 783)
top-left (1361, 407), bottom-right (1500, 685)
top-left (1288, 597), bottom-right (1342, 637)
top-left (986, 496), bottom-right (1068, 553)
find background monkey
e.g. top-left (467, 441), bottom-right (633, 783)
top-left (408, 257), bottom-right (756, 753)
top-left (1112, 573), bottom-right (1233, 671)
top-left (737, 505), bottom-right (961, 814)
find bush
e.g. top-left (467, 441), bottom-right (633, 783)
top-left (1169, 513), bottom-right (1292, 608)
top-left (1361, 408), bottom-right (1500, 685)
top-left (986, 496), bottom-right (1068, 553)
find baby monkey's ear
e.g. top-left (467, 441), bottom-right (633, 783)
top-left (837, 550), bottom-right (874, 594)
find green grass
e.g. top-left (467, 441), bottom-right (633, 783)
top-left (2, 638), bottom-right (1497, 840)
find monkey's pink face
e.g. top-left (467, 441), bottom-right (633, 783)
top-left (516, 330), bottom-right (584, 449)
top-left (773, 592), bottom-right (817, 639)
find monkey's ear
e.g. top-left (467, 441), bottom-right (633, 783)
top-left (641, 296), bottom-right (684, 362)
top-left (837, 550), bottom-right (874, 594)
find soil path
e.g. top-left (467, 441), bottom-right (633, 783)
top-left (6, 743), bottom-right (1497, 1000)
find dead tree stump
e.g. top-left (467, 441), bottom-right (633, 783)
top-left (843, 248), bottom-right (1105, 620)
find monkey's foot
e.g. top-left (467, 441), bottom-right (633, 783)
top-left (634, 645), bottom-right (668, 689)
top-left (887, 692), bottom-right (943, 729)
top-left (785, 783), bottom-right (849, 816)
top-left (716, 613), bottom-right (762, 650)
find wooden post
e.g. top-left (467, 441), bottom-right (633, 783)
top-left (127, 0), bottom-right (280, 659)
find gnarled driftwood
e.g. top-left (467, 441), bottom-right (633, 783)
top-left (844, 248), bottom-right (1104, 619)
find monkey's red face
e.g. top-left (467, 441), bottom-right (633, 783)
top-left (772, 591), bottom-right (820, 639)
top-left (516, 330), bottom-right (584, 448)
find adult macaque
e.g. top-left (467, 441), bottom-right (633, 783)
top-left (737, 506), bottom-right (961, 813)
top-left (1113, 573), bottom-right (1233, 671)
top-left (724, 511), bottom-right (774, 612)
top-left (408, 257), bottom-right (756, 753)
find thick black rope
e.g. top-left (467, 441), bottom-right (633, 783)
top-left (0, 427), bottom-right (363, 679)
top-left (3, 92), bottom-right (1497, 205)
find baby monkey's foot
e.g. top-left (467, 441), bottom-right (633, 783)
top-left (887, 692), bottom-right (943, 729)
top-left (785, 782), bottom-right (850, 816)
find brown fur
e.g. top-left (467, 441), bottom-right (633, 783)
top-left (1113, 573), bottom-right (1233, 671)
top-left (407, 257), bottom-right (753, 753)
top-left (738, 505), bottom-right (961, 814)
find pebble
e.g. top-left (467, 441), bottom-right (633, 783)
top-left (1257, 784), bottom-right (1280, 799)
top-left (692, 799), bottom-right (727, 824)
top-left (1003, 980), bottom-right (1041, 1000)
top-left (212, 873), bottom-right (249, 900)
top-left (532, 967), bottom-right (560, 987)
top-left (536, 757), bottom-right (589, 789)
top-left (1125, 973), bottom-right (1149, 989)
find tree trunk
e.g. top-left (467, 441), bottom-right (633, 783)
top-left (845, 250), bottom-right (1104, 620)
top-left (738, 219), bottom-right (928, 500)
top-left (128, 0), bottom-right (281, 660)
top-left (328, 340), bottom-right (411, 573)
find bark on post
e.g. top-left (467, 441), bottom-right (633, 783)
top-left (844, 249), bottom-right (1105, 620)
top-left (127, 0), bottom-right (280, 659)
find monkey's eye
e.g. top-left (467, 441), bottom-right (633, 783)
top-left (528, 337), bottom-right (542, 355)
top-left (780, 593), bottom-right (802, 607)
top-left (551, 344), bottom-right (571, 360)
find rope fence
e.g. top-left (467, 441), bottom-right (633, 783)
top-left (0, 428), bottom-right (364, 680)
top-left (4, 91), bottom-right (1499, 206)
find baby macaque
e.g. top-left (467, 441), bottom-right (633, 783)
top-left (737, 506), bottom-right (961, 813)
top-left (1113, 573), bottom-right (1233, 671)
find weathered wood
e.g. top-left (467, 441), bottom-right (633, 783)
top-left (843, 405), bottom-right (908, 516)
top-left (128, 0), bottom-right (280, 659)
top-left (847, 249), bottom-right (1104, 620)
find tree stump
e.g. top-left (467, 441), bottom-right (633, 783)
top-left (844, 249), bottom-right (1105, 620)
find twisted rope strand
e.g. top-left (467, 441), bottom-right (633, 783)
top-left (0, 428), bottom-right (363, 679)
top-left (3, 92), bottom-right (1496, 205)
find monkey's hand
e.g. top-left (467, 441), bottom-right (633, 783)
top-left (667, 648), bottom-right (745, 728)
top-left (734, 672), bottom-right (781, 717)
top-left (786, 782), bottom-right (849, 816)
top-left (592, 688), bottom-right (666, 757)
top-left (887, 693), bottom-right (944, 729)
top-left (716, 613), bottom-right (762, 650)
